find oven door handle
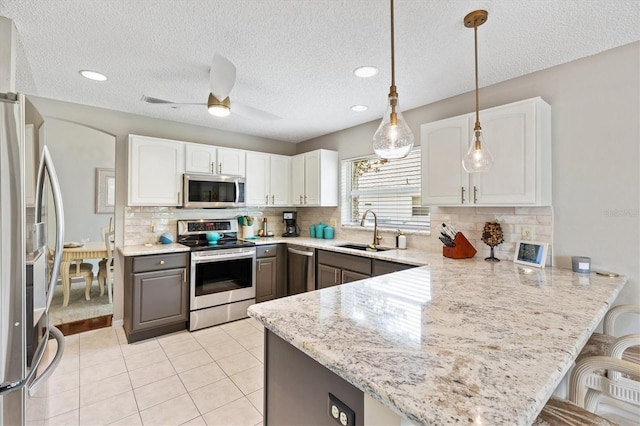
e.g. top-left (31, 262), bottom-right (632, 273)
top-left (192, 251), bottom-right (255, 263)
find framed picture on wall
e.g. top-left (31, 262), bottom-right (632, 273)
top-left (95, 168), bottom-right (115, 214)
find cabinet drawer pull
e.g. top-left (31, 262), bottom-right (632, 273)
top-left (159, 260), bottom-right (165, 265)
top-left (334, 269), bottom-right (338, 284)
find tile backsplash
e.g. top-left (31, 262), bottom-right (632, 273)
top-left (123, 206), bottom-right (289, 245)
top-left (124, 205), bottom-right (553, 264)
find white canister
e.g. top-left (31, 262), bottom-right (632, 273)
top-left (398, 232), bottom-right (406, 249)
top-left (242, 225), bottom-right (254, 238)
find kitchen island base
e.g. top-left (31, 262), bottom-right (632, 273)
top-left (265, 330), bottom-right (364, 425)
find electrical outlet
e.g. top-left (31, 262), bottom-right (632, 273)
top-left (330, 218), bottom-right (337, 228)
top-left (328, 393), bottom-right (355, 426)
top-left (521, 227), bottom-right (533, 240)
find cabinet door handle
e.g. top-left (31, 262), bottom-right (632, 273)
top-left (334, 269), bottom-right (338, 284)
top-left (473, 186), bottom-right (478, 204)
top-left (271, 195), bottom-right (275, 204)
top-left (299, 195), bottom-right (303, 204)
top-left (219, 163), bottom-right (222, 174)
top-left (461, 186), bottom-right (465, 204)
top-left (304, 195), bottom-right (307, 204)
top-left (183, 270), bottom-right (187, 283)
top-left (265, 195), bottom-right (269, 204)
top-left (211, 162), bottom-right (215, 173)
top-left (159, 260), bottom-right (165, 265)
top-left (258, 260), bottom-right (261, 272)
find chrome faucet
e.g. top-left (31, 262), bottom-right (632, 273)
top-left (360, 209), bottom-right (382, 246)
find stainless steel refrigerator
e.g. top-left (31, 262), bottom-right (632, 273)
top-left (0, 93), bottom-right (65, 425)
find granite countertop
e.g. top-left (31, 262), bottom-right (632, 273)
top-left (119, 243), bottom-right (190, 257)
top-left (248, 259), bottom-right (628, 425)
top-left (119, 236), bottom-right (429, 266)
top-left (246, 236), bottom-right (429, 266)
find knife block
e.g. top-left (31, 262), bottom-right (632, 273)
top-left (443, 233), bottom-right (477, 259)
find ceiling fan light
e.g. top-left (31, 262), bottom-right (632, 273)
top-left (207, 93), bottom-right (231, 117)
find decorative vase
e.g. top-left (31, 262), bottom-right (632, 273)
top-left (482, 221), bottom-right (504, 262)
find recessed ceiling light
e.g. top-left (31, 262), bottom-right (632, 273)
top-left (353, 66), bottom-right (378, 78)
top-left (351, 105), bottom-right (368, 112)
top-left (79, 70), bottom-right (107, 81)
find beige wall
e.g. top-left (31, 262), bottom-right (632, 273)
top-left (299, 42), bottom-right (640, 334)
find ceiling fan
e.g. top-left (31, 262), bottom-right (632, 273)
top-left (141, 53), bottom-right (280, 121)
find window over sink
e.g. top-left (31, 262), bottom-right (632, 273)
top-left (341, 149), bottom-right (430, 232)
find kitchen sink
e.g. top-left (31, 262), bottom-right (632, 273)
top-left (335, 243), bottom-right (392, 252)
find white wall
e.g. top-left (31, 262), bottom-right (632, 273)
top-left (299, 42), bottom-right (640, 333)
top-left (41, 118), bottom-right (115, 244)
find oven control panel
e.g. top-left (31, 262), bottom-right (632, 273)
top-left (178, 219), bottom-right (238, 235)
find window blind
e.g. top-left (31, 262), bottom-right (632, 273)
top-left (341, 150), bottom-right (429, 232)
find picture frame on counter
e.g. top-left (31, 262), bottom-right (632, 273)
top-left (513, 240), bottom-right (549, 268)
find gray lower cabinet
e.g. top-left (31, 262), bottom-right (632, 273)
top-left (316, 250), bottom-right (372, 289)
top-left (124, 252), bottom-right (188, 343)
top-left (372, 259), bottom-right (414, 276)
top-left (256, 244), bottom-right (285, 302)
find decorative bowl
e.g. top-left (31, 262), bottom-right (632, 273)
top-left (159, 232), bottom-right (174, 244)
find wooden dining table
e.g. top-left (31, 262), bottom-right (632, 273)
top-left (60, 241), bottom-right (108, 307)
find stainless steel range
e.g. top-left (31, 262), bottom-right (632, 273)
top-left (178, 219), bottom-right (256, 331)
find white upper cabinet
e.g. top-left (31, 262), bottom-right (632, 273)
top-left (184, 143), bottom-right (245, 176)
top-left (291, 149), bottom-right (338, 207)
top-left (128, 135), bottom-right (185, 206)
top-left (245, 152), bottom-right (291, 206)
top-left (421, 97), bottom-right (551, 206)
top-left (420, 116), bottom-right (470, 205)
top-left (185, 142), bottom-right (217, 174)
top-left (269, 154), bottom-right (291, 205)
top-left (217, 147), bottom-right (245, 176)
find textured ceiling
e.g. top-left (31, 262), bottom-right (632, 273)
top-left (2, 0), bottom-right (639, 143)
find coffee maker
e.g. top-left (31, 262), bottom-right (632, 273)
top-left (282, 211), bottom-right (300, 237)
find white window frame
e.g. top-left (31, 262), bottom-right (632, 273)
top-left (341, 149), bottom-right (430, 233)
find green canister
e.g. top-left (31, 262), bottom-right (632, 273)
top-left (323, 225), bottom-right (334, 239)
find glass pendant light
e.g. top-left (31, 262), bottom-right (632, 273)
top-left (373, 0), bottom-right (414, 160)
top-left (462, 10), bottom-right (493, 173)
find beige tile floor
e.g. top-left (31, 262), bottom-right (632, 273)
top-left (27, 319), bottom-right (265, 426)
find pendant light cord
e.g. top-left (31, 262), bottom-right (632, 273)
top-left (390, 0), bottom-right (395, 88)
top-left (474, 23), bottom-right (480, 129)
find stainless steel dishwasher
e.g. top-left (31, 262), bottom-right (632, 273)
top-left (287, 245), bottom-right (315, 295)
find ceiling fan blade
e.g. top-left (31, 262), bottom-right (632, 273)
top-left (140, 95), bottom-right (175, 104)
top-left (209, 53), bottom-right (236, 101)
top-left (233, 102), bottom-right (282, 121)
top-left (141, 95), bottom-right (205, 106)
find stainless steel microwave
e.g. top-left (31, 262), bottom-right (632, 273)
top-left (182, 174), bottom-right (245, 208)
